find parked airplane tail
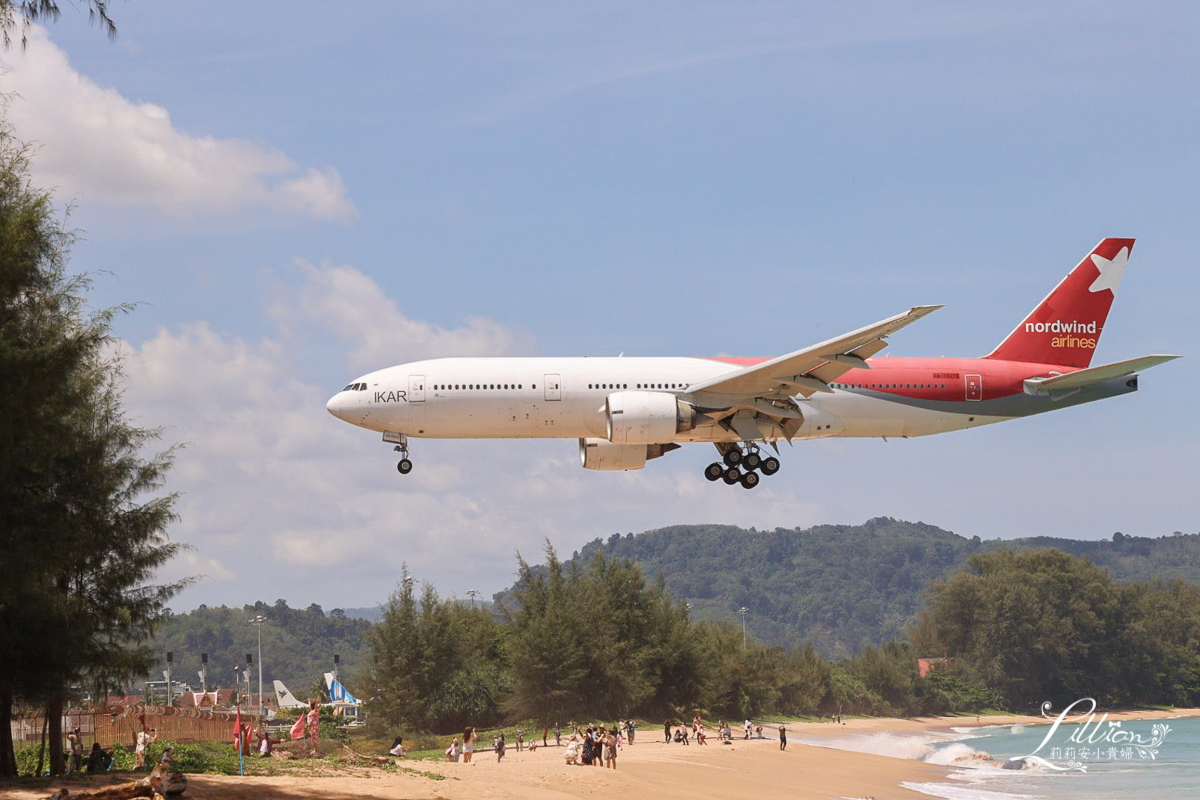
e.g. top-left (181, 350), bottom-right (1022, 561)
top-left (273, 679), bottom-right (308, 709)
top-left (324, 672), bottom-right (360, 704)
top-left (985, 237), bottom-right (1134, 368)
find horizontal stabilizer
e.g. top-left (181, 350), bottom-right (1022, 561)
top-left (1024, 354), bottom-right (1180, 394)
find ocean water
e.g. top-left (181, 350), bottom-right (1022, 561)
top-left (796, 715), bottom-right (1200, 799)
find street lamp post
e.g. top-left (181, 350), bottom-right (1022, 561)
top-left (466, 589), bottom-right (479, 608)
top-left (250, 615), bottom-right (266, 715)
top-left (738, 607), bottom-right (748, 652)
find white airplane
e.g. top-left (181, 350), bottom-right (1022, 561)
top-left (326, 239), bottom-right (1177, 489)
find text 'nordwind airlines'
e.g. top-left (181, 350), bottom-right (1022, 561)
top-left (326, 239), bottom-right (1179, 489)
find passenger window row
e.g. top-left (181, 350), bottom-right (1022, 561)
top-left (831, 382), bottom-right (948, 390)
top-left (587, 383), bottom-right (685, 390)
top-left (433, 383), bottom-right (526, 391)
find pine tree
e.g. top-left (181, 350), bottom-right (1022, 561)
top-left (0, 120), bottom-right (186, 776)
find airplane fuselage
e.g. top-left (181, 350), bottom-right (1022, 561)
top-left (328, 355), bottom-right (1136, 443)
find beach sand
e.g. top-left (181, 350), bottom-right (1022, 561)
top-left (5, 710), bottom-right (1197, 800)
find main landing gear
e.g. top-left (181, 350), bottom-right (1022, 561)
top-left (704, 444), bottom-right (779, 489)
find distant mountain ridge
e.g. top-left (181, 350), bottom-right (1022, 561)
top-left (502, 518), bottom-right (1200, 659)
top-left (148, 521), bottom-right (1200, 692)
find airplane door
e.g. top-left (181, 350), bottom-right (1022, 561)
top-left (409, 374), bottom-right (426, 403)
top-left (544, 374), bottom-right (561, 401)
top-left (965, 373), bottom-right (982, 401)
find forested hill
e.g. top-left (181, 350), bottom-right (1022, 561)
top-left (532, 519), bottom-right (1200, 658)
top-left (147, 601), bottom-right (371, 698)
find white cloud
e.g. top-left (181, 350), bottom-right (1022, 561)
top-left (119, 260), bottom-right (824, 609)
top-left (0, 25), bottom-right (356, 220)
top-left (273, 260), bottom-right (539, 370)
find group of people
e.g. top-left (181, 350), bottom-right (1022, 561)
top-left (66, 727), bottom-right (118, 775)
top-left (562, 724), bottom-right (619, 768)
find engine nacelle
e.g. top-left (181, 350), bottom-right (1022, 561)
top-left (605, 391), bottom-right (697, 444)
top-left (579, 438), bottom-right (648, 471)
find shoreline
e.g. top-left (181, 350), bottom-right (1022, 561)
top-left (3, 709), bottom-right (1197, 800)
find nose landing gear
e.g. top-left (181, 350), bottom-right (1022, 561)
top-left (704, 443), bottom-right (778, 489)
top-left (384, 432), bottom-right (414, 475)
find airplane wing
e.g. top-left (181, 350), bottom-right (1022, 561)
top-left (688, 305), bottom-right (943, 399)
top-left (1024, 354), bottom-right (1180, 394)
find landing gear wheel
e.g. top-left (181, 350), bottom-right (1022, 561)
top-left (761, 457), bottom-right (780, 476)
top-left (743, 452), bottom-right (762, 471)
top-left (704, 462), bottom-right (725, 482)
top-left (722, 468), bottom-right (741, 485)
top-left (397, 458), bottom-right (413, 475)
top-left (740, 471), bottom-right (760, 489)
top-left (723, 449), bottom-right (743, 467)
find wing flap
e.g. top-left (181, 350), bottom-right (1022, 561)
top-left (1024, 354), bottom-right (1180, 393)
top-left (689, 305), bottom-right (942, 398)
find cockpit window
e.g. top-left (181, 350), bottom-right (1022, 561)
top-left (343, 383), bottom-right (355, 391)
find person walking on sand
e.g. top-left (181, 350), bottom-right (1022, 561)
top-left (463, 727), bottom-right (475, 763)
top-left (779, 724), bottom-right (787, 751)
top-left (664, 719), bottom-right (672, 742)
top-left (307, 700), bottom-right (321, 756)
top-left (627, 719), bottom-right (636, 744)
top-left (496, 733), bottom-right (507, 762)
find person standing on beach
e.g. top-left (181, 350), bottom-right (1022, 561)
top-left (778, 724), bottom-right (787, 751)
top-left (555, 724), bottom-right (561, 746)
top-left (307, 700), bottom-right (321, 756)
top-left (664, 719), bottom-right (672, 742)
top-left (66, 727), bottom-right (83, 774)
top-left (135, 726), bottom-right (156, 770)
top-left (496, 733), bottom-right (507, 762)
top-left (604, 728), bottom-right (618, 769)
top-left (462, 727), bottom-right (475, 763)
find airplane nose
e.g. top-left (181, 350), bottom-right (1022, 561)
top-left (326, 393), bottom-right (346, 420)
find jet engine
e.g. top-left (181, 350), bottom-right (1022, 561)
top-left (579, 438), bottom-right (682, 471)
top-left (605, 391), bottom-right (698, 444)
top-left (579, 438), bottom-right (648, 471)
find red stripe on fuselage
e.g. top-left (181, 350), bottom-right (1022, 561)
top-left (699, 356), bottom-right (1078, 401)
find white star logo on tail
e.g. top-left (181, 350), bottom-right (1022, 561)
top-left (1088, 247), bottom-right (1129, 294)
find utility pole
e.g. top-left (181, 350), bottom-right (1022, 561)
top-left (250, 615), bottom-right (266, 714)
top-left (738, 607), bottom-right (748, 652)
top-left (164, 652), bottom-right (173, 707)
top-left (466, 589), bottom-right (479, 608)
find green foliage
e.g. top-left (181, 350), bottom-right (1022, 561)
top-left (0, 115), bottom-right (185, 776)
top-left (912, 548), bottom-right (1200, 710)
top-left (364, 568), bottom-right (506, 732)
top-left (497, 521), bottom-right (1200, 659)
top-left (506, 544), bottom-right (704, 722)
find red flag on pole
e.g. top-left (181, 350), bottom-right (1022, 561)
top-left (289, 713), bottom-right (306, 740)
top-left (234, 705), bottom-right (242, 743)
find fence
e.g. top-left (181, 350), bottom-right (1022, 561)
top-left (10, 705), bottom-right (261, 752)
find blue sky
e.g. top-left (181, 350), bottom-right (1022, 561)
top-left (3, 2), bottom-right (1197, 614)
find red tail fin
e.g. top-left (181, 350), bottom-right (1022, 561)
top-left (985, 238), bottom-right (1134, 368)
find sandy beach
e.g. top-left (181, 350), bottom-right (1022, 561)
top-left (5, 710), bottom-right (1197, 800)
